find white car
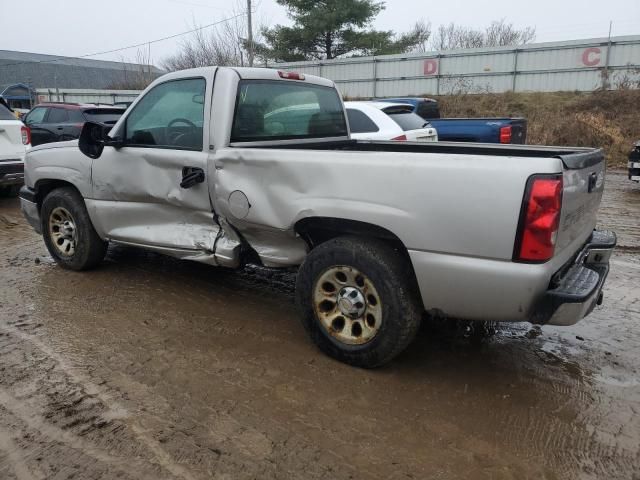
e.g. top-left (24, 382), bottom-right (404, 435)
top-left (345, 101), bottom-right (438, 142)
top-left (0, 102), bottom-right (29, 195)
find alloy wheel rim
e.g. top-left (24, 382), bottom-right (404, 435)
top-left (313, 265), bottom-right (382, 345)
top-left (48, 207), bottom-right (77, 257)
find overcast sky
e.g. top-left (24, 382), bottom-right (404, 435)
top-left (3, 0), bottom-right (639, 65)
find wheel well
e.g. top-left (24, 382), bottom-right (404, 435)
top-left (295, 217), bottom-right (410, 258)
top-left (295, 217), bottom-right (423, 310)
top-left (34, 180), bottom-right (79, 208)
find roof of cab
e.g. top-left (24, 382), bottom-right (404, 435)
top-left (154, 66), bottom-right (336, 88)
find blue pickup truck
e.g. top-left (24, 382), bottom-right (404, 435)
top-left (378, 97), bottom-right (527, 144)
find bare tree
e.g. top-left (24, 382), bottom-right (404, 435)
top-left (431, 19), bottom-right (536, 51)
top-left (484, 19), bottom-right (536, 47)
top-left (431, 23), bottom-right (483, 50)
top-left (108, 48), bottom-right (157, 90)
top-left (162, 2), bottom-right (266, 71)
top-left (401, 20), bottom-right (432, 53)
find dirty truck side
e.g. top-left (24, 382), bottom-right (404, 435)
top-left (19, 67), bottom-right (616, 368)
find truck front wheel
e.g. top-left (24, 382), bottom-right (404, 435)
top-left (41, 187), bottom-right (107, 271)
top-left (295, 236), bottom-right (422, 368)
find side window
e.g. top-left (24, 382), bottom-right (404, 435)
top-left (125, 78), bottom-right (206, 150)
top-left (346, 109), bottom-right (380, 133)
top-left (25, 107), bottom-right (48, 124)
top-left (46, 108), bottom-right (69, 123)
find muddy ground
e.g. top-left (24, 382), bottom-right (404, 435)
top-left (0, 172), bottom-right (638, 480)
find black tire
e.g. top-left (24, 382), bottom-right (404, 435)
top-left (295, 236), bottom-right (422, 368)
top-left (41, 187), bottom-right (107, 270)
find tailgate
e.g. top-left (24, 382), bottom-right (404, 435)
top-left (0, 120), bottom-right (25, 161)
top-left (510, 118), bottom-right (527, 144)
top-left (555, 149), bottom-right (605, 256)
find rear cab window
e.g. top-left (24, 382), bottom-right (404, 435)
top-left (417, 101), bottom-right (440, 119)
top-left (231, 80), bottom-right (347, 142)
top-left (346, 109), bottom-right (380, 133)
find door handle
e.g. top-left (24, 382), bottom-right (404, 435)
top-left (180, 167), bottom-right (205, 189)
top-left (56, 127), bottom-right (64, 130)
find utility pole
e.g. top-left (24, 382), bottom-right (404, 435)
top-left (603, 20), bottom-right (613, 90)
top-left (247, 0), bottom-right (254, 67)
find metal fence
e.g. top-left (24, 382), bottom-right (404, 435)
top-left (35, 88), bottom-right (141, 105)
top-left (276, 35), bottom-right (640, 98)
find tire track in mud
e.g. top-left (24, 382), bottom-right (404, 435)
top-left (0, 311), bottom-right (367, 479)
top-left (0, 423), bottom-right (44, 480)
top-left (0, 321), bottom-right (201, 480)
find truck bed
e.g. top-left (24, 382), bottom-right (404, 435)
top-left (240, 138), bottom-right (602, 166)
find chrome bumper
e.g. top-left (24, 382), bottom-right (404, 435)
top-left (532, 230), bottom-right (616, 326)
top-left (19, 186), bottom-right (41, 234)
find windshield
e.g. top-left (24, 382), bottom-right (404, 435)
top-left (231, 80), bottom-right (347, 142)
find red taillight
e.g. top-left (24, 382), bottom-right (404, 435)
top-left (391, 134), bottom-right (407, 141)
top-left (278, 70), bottom-right (305, 80)
top-left (500, 125), bottom-right (512, 144)
top-left (514, 175), bottom-right (563, 262)
top-left (21, 126), bottom-right (31, 145)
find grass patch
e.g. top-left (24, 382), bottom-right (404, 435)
top-left (434, 89), bottom-right (639, 167)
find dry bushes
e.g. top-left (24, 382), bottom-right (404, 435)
top-left (435, 89), bottom-right (640, 167)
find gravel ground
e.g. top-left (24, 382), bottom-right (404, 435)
top-left (0, 171), bottom-right (638, 480)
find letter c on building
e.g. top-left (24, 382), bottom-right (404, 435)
top-left (582, 47), bottom-right (601, 67)
top-left (423, 59), bottom-right (438, 75)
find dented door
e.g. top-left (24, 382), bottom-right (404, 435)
top-left (88, 75), bottom-right (219, 252)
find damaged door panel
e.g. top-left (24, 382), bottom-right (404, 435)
top-left (89, 75), bottom-right (220, 253)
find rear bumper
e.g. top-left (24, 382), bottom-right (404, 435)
top-left (629, 161), bottom-right (640, 182)
top-left (19, 186), bottom-right (41, 234)
top-left (532, 230), bottom-right (616, 326)
top-left (0, 160), bottom-right (24, 186)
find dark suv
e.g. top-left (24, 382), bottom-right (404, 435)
top-left (22, 103), bottom-right (125, 146)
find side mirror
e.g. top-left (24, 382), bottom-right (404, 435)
top-left (79, 122), bottom-right (122, 159)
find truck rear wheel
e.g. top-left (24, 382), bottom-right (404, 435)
top-left (41, 187), bottom-right (107, 271)
top-left (295, 236), bottom-right (422, 368)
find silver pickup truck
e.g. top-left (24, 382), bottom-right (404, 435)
top-left (19, 67), bottom-right (615, 367)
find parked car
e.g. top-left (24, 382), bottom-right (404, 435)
top-left (345, 101), bottom-right (437, 142)
top-left (0, 102), bottom-right (29, 196)
top-left (22, 103), bottom-right (126, 146)
top-left (378, 97), bottom-right (527, 144)
top-left (629, 140), bottom-right (640, 183)
top-left (20, 67), bottom-right (615, 368)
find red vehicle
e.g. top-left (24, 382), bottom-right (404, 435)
top-left (22, 103), bottom-right (125, 147)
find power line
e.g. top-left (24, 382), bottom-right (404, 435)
top-left (0, 12), bottom-right (247, 69)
